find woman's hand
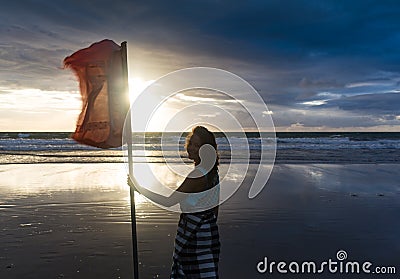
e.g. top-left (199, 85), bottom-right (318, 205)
top-left (127, 175), bottom-right (136, 190)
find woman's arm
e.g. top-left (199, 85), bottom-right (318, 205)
top-left (127, 174), bottom-right (207, 207)
top-left (127, 175), bottom-right (180, 207)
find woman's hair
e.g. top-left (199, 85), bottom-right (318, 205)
top-left (185, 126), bottom-right (219, 172)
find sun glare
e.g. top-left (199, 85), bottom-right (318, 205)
top-left (129, 77), bottom-right (154, 104)
top-left (128, 76), bottom-right (179, 132)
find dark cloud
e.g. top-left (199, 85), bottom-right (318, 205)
top-left (4, 0), bottom-right (400, 70)
top-left (1, 0), bottom-right (400, 130)
top-left (299, 77), bottom-right (343, 89)
top-left (270, 104), bottom-right (399, 129)
top-left (321, 92), bottom-right (400, 113)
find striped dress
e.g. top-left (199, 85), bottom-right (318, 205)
top-left (170, 172), bottom-right (220, 279)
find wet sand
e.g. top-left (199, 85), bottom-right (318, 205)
top-left (0, 163), bottom-right (399, 278)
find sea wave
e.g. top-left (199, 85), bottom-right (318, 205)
top-left (1, 132), bottom-right (400, 164)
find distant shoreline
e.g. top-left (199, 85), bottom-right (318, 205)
top-left (1, 131), bottom-right (400, 164)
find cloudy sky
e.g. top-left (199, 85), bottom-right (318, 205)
top-left (1, 0), bottom-right (400, 131)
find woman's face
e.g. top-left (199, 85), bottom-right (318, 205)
top-left (186, 134), bottom-right (202, 162)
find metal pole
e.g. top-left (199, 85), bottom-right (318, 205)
top-left (121, 41), bottom-right (139, 279)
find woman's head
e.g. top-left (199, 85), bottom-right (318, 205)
top-left (185, 126), bottom-right (219, 169)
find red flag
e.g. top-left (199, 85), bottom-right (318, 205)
top-left (64, 39), bottom-right (129, 148)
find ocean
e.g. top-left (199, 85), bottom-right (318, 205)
top-left (1, 132), bottom-right (400, 164)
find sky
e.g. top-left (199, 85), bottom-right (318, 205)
top-left (1, 0), bottom-right (400, 131)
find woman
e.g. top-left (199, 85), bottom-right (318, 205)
top-left (128, 126), bottom-right (220, 278)
top-left (170, 126), bottom-right (220, 279)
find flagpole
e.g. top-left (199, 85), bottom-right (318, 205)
top-left (121, 41), bottom-right (140, 279)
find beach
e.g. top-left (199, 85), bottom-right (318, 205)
top-left (1, 162), bottom-right (399, 279)
top-left (2, 0), bottom-right (400, 278)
